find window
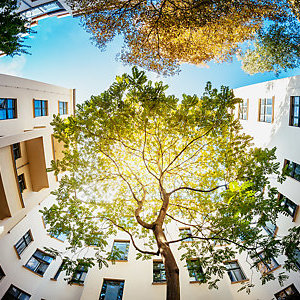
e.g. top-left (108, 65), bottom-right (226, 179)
top-left (2, 285), bottom-right (30, 300)
top-left (279, 194), bottom-right (298, 220)
top-left (33, 100), bottom-right (48, 117)
top-left (153, 261), bottom-right (166, 283)
top-left (0, 98), bottom-right (17, 120)
top-left (285, 160), bottom-right (300, 182)
top-left (22, 1), bottom-right (63, 18)
top-left (259, 97), bottom-right (274, 123)
top-left (70, 265), bottom-right (88, 285)
top-left (52, 261), bottom-right (65, 280)
top-left (111, 241), bottom-right (130, 261)
top-left (275, 284), bottom-right (300, 300)
top-left (224, 261), bottom-right (247, 283)
top-left (293, 249), bottom-right (300, 271)
top-left (186, 259), bottom-right (205, 282)
top-left (59, 101), bottom-right (68, 115)
top-left (99, 279), bottom-right (125, 300)
top-left (14, 230), bottom-right (33, 257)
top-left (239, 99), bottom-right (248, 120)
top-left (51, 232), bottom-right (67, 242)
top-left (290, 96), bottom-right (300, 127)
top-left (13, 143), bottom-right (21, 160)
top-left (179, 228), bottom-right (193, 242)
top-left (25, 249), bottom-right (53, 276)
top-left (17, 173), bottom-right (26, 193)
top-left (256, 252), bottom-right (280, 274)
top-left (0, 265), bottom-right (5, 281)
top-left (263, 221), bottom-right (277, 237)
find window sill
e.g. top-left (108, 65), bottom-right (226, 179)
top-left (70, 282), bottom-right (84, 286)
top-left (231, 279), bottom-right (249, 284)
top-left (50, 278), bottom-right (57, 281)
top-left (108, 259), bottom-right (128, 262)
top-left (262, 265), bottom-right (281, 275)
top-left (189, 281), bottom-right (205, 284)
top-left (152, 282), bottom-right (166, 285)
top-left (22, 265), bottom-right (43, 277)
top-left (48, 235), bottom-right (65, 243)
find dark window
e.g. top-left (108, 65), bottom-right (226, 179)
top-left (53, 261), bottom-right (65, 280)
top-left (179, 228), bottom-right (193, 241)
top-left (224, 261), bottom-right (247, 282)
top-left (70, 265), bottom-right (88, 285)
top-left (259, 98), bottom-right (273, 123)
top-left (14, 230), bottom-right (33, 256)
top-left (285, 160), bottom-right (300, 182)
top-left (275, 283), bottom-right (300, 300)
top-left (239, 99), bottom-right (248, 120)
top-left (0, 98), bottom-right (17, 120)
top-left (111, 241), bottom-right (130, 260)
top-left (25, 249), bottom-right (53, 276)
top-left (294, 249), bottom-right (300, 271)
top-left (2, 284), bottom-right (31, 300)
top-left (13, 143), bottom-right (21, 160)
top-left (263, 221), bottom-right (277, 237)
top-left (99, 279), bottom-right (124, 300)
top-left (279, 194), bottom-right (298, 220)
top-left (0, 265), bottom-right (5, 281)
top-left (186, 259), bottom-right (205, 282)
top-left (17, 174), bottom-right (26, 193)
top-left (290, 96), bottom-right (300, 127)
top-left (256, 252), bottom-right (279, 274)
top-left (153, 261), bottom-right (166, 282)
top-left (59, 101), bottom-right (68, 115)
top-left (34, 100), bottom-right (48, 117)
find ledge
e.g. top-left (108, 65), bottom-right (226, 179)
top-left (189, 281), bottom-right (205, 284)
top-left (70, 282), bottom-right (84, 287)
top-left (231, 279), bottom-right (249, 284)
top-left (152, 282), bottom-right (166, 285)
top-left (22, 265), bottom-right (43, 277)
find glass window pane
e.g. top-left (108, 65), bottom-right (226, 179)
top-left (26, 257), bottom-right (39, 271)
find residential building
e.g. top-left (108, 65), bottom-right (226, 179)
top-left (0, 74), bottom-right (299, 300)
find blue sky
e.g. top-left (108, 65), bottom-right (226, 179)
top-left (1, 16), bottom-right (300, 104)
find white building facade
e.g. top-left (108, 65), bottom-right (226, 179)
top-left (0, 74), bottom-right (299, 300)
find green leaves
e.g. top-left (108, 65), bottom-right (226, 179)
top-left (45, 68), bottom-right (298, 293)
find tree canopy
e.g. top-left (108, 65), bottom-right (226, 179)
top-left (43, 68), bottom-right (300, 300)
top-left (0, 0), bottom-right (31, 56)
top-left (69, 0), bottom-right (300, 75)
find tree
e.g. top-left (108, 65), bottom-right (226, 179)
top-left (239, 22), bottom-right (300, 75)
top-left (0, 0), bottom-right (31, 56)
top-left (68, 0), bottom-right (299, 75)
top-left (43, 68), bottom-right (299, 300)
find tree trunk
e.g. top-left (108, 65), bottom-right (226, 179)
top-left (154, 225), bottom-right (180, 300)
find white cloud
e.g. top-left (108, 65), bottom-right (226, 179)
top-left (0, 56), bottom-right (26, 77)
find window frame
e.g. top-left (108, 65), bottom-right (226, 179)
top-left (70, 264), bottom-right (88, 285)
top-left (3, 284), bottom-right (31, 300)
top-left (186, 259), bottom-right (205, 282)
top-left (153, 260), bottom-right (166, 283)
top-left (224, 260), bottom-right (247, 283)
top-left (58, 101), bottom-right (68, 115)
top-left (24, 249), bottom-right (54, 277)
top-left (99, 279), bottom-right (125, 300)
top-left (13, 143), bottom-right (21, 160)
top-left (33, 99), bottom-right (48, 117)
top-left (274, 283), bottom-right (300, 299)
top-left (256, 252), bottom-right (280, 274)
top-left (111, 240), bottom-right (130, 261)
top-left (0, 98), bottom-right (17, 120)
top-left (51, 260), bottom-right (65, 281)
top-left (284, 159), bottom-right (300, 182)
top-left (0, 265), bottom-right (5, 281)
top-left (239, 99), bottom-right (248, 120)
top-left (279, 193), bottom-right (298, 221)
top-left (179, 227), bottom-right (193, 242)
top-left (258, 97), bottom-right (274, 123)
top-left (289, 96), bottom-right (300, 127)
top-left (17, 173), bottom-right (26, 194)
top-left (14, 230), bottom-right (33, 258)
